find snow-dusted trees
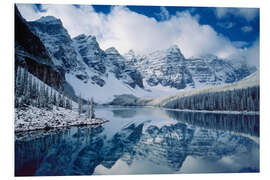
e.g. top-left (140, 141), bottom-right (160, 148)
top-left (15, 66), bottom-right (23, 97)
top-left (78, 94), bottom-right (82, 116)
top-left (15, 66), bottom-right (74, 111)
top-left (65, 98), bottom-right (72, 110)
top-left (86, 99), bottom-right (90, 118)
top-left (86, 97), bottom-right (95, 119)
top-left (90, 97), bottom-right (95, 119)
top-left (59, 93), bottom-right (65, 108)
top-left (164, 86), bottom-right (260, 112)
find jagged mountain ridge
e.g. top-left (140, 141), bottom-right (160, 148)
top-left (124, 47), bottom-right (255, 89)
top-left (23, 14), bottom-right (255, 102)
top-left (125, 45), bottom-right (194, 89)
top-left (28, 17), bottom-right (144, 93)
top-left (28, 16), bottom-right (85, 72)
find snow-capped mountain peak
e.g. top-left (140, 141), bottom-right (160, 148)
top-left (124, 49), bottom-right (139, 63)
top-left (166, 44), bottom-right (184, 56)
top-left (73, 34), bottom-right (100, 49)
top-left (127, 49), bottom-right (136, 56)
top-left (35, 16), bottom-right (61, 24)
top-left (105, 47), bottom-right (120, 55)
top-left (25, 14), bottom-right (256, 103)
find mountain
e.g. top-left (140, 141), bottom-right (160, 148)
top-left (27, 16), bottom-right (145, 103)
top-left (125, 47), bottom-right (255, 90)
top-left (28, 16), bottom-right (80, 71)
top-left (21, 12), bottom-right (256, 103)
top-left (125, 45), bottom-right (193, 89)
top-left (15, 6), bottom-right (64, 90)
top-left (104, 47), bottom-right (144, 89)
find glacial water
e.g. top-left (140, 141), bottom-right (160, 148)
top-left (15, 106), bottom-right (259, 176)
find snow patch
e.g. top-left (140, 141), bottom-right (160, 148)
top-left (15, 106), bottom-right (108, 133)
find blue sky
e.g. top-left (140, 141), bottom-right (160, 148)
top-left (17, 4), bottom-right (259, 66)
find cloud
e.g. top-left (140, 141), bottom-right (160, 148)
top-left (215, 7), bottom-right (259, 21)
top-left (16, 4), bottom-right (41, 21)
top-left (228, 39), bottom-right (259, 68)
top-left (232, 41), bottom-right (249, 48)
top-left (17, 4), bottom-right (107, 39)
top-left (244, 39), bottom-right (259, 68)
top-left (217, 22), bottom-right (235, 29)
top-left (156, 7), bottom-right (170, 21)
top-left (16, 4), bottom-right (258, 64)
top-left (241, 26), bottom-right (253, 32)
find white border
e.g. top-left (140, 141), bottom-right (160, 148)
top-left (7, 0), bottom-right (264, 7)
top-left (1, 0), bottom-right (269, 180)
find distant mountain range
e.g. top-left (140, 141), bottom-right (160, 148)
top-left (15, 6), bottom-right (257, 103)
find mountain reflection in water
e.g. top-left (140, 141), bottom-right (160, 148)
top-left (15, 107), bottom-right (259, 176)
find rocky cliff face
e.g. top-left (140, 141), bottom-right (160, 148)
top-left (28, 15), bottom-right (145, 91)
top-left (15, 6), bottom-right (64, 90)
top-left (105, 47), bottom-right (144, 88)
top-left (28, 16), bottom-right (79, 72)
top-left (73, 34), bottom-right (106, 74)
top-left (129, 45), bottom-right (194, 89)
top-left (125, 48), bottom-right (255, 90)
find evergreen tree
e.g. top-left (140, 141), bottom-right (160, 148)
top-left (78, 94), bottom-right (82, 116)
top-left (25, 74), bottom-right (32, 105)
top-left (22, 67), bottom-right (28, 96)
top-left (59, 94), bottom-right (65, 107)
top-left (58, 93), bottom-right (62, 108)
top-left (15, 66), bottom-right (22, 97)
top-left (55, 91), bottom-right (59, 110)
top-left (69, 99), bottom-right (73, 110)
top-left (65, 98), bottom-right (72, 110)
top-left (90, 97), bottom-right (95, 119)
top-left (86, 99), bottom-right (90, 119)
top-left (15, 67), bottom-right (23, 107)
top-left (164, 86), bottom-right (259, 112)
top-left (47, 87), bottom-right (53, 110)
top-left (53, 91), bottom-right (57, 106)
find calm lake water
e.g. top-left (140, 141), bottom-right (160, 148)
top-left (15, 106), bottom-right (259, 176)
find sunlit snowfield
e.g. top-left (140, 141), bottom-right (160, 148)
top-left (15, 106), bottom-right (259, 176)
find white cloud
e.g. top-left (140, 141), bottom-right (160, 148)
top-left (16, 4), bottom-right (258, 64)
top-left (232, 41), bottom-right (249, 48)
top-left (241, 26), bottom-right (253, 32)
top-left (244, 39), bottom-right (260, 68)
top-left (215, 7), bottom-right (259, 21)
top-left (156, 7), bottom-right (170, 21)
top-left (17, 4), bottom-right (107, 39)
top-left (217, 22), bottom-right (235, 29)
top-left (16, 4), bottom-right (41, 21)
top-left (227, 39), bottom-right (259, 68)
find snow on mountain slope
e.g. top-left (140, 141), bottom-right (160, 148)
top-left (26, 15), bottom-right (257, 104)
top-left (28, 16), bottom-right (79, 69)
top-left (66, 72), bottom-right (148, 104)
top-left (105, 47), bottom-right (144, 88)
top-left (27, 16), bottom-right (148, 100)
top-left (73, 34), bottom-right (106, 74)
top-left (125, 45), bottom-right (194, 89)
top-left (125, 48), bottom-right (255, 90)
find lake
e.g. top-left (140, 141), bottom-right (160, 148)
top-left (15, 106), bottom-right (259, 176)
